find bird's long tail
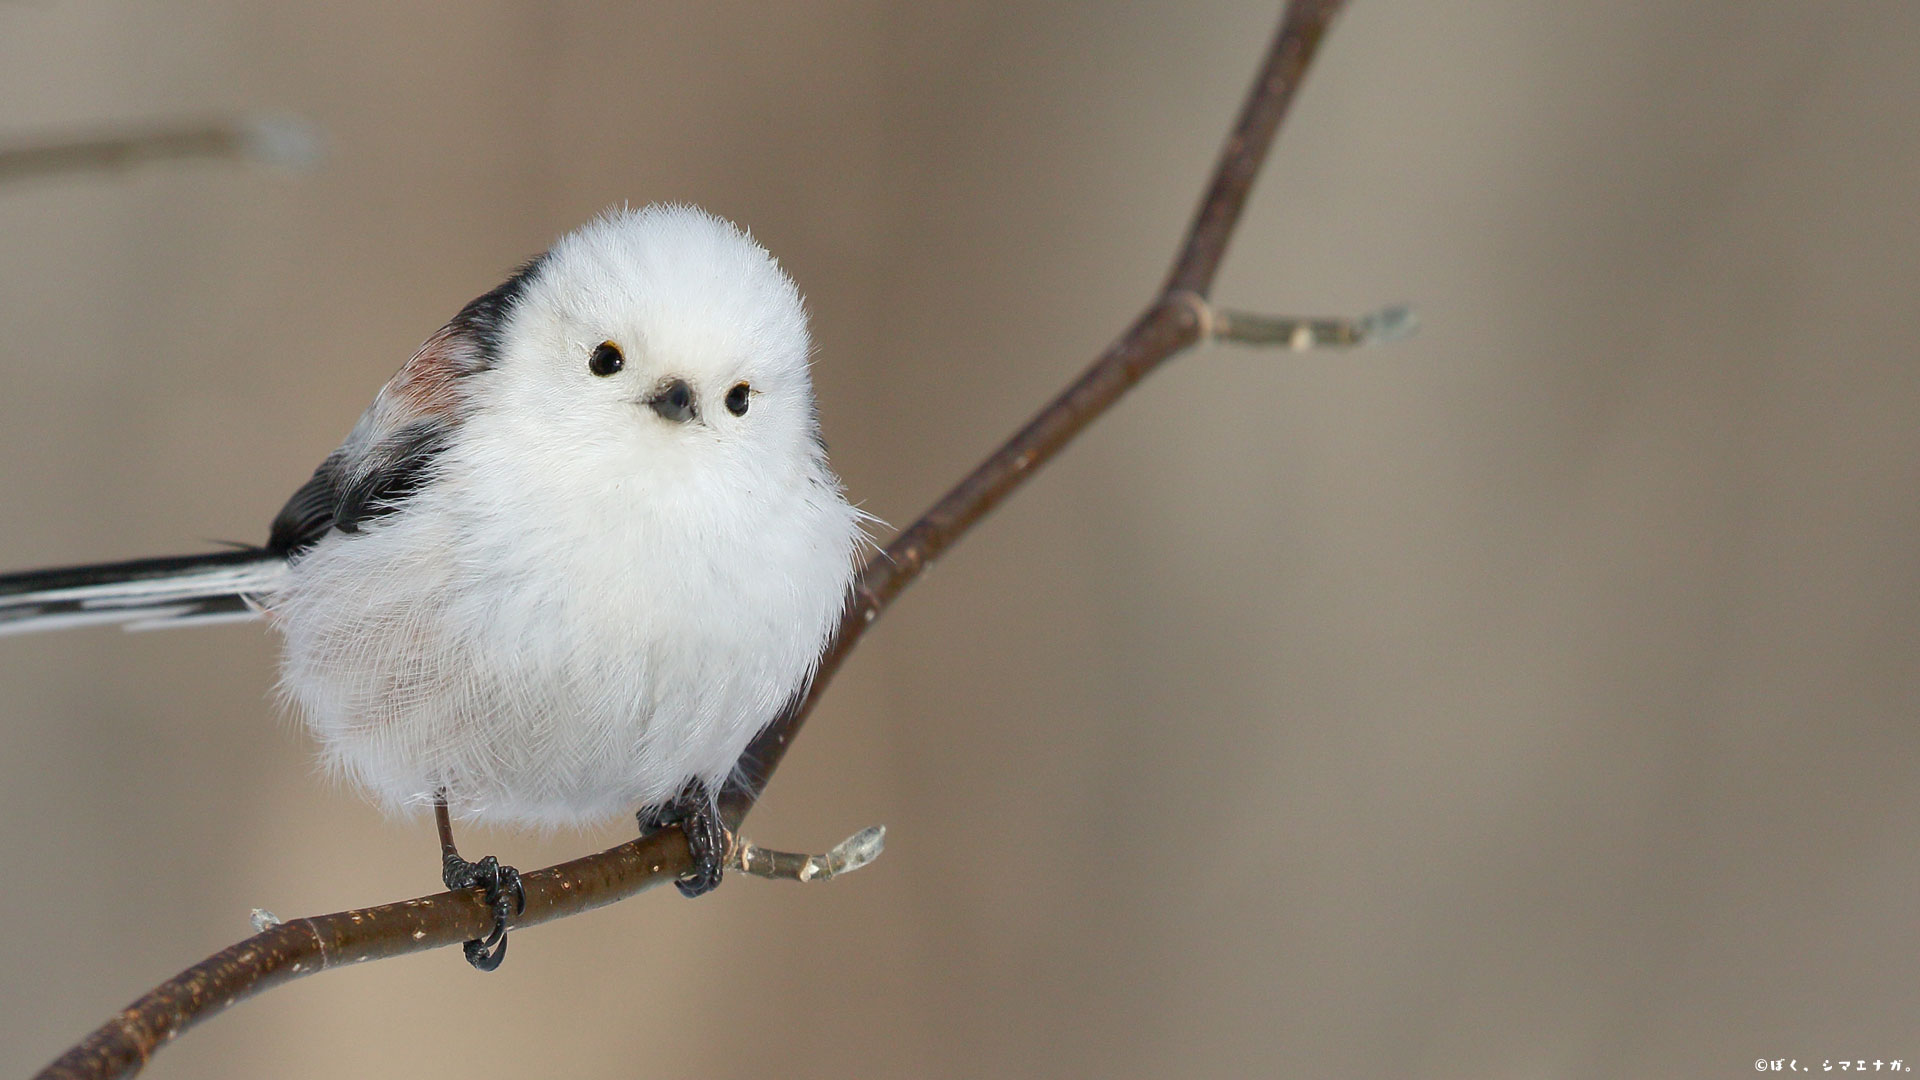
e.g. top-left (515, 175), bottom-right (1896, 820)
top-left (0, 550), bottom-right (290, 636)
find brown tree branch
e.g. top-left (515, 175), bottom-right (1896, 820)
top-left (36, 3), bottom-right (1349, 1077)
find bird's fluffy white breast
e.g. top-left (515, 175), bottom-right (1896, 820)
top-left (276, 434), bottom-right (858, 828)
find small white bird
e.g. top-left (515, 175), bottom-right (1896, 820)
top-left (0, 205), bottom-right (867, 967)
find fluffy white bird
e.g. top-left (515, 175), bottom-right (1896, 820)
top-left (0, 205), bottom-right (868, 967)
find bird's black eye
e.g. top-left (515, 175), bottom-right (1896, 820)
top-left (588, 341), bottom-right (624, 377)
top-left (725, 382), bottom-right (751, 417)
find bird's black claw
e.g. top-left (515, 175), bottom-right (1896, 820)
top-left (443, 851), bottom-right (525, 971)
top-left (639, 783), bottom-right (727, 898)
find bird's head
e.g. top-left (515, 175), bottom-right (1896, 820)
top-left (465, 205), bottom-right (824, 487)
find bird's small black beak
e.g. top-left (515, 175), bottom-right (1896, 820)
top-left (645, 378), bottom-right (697, 423)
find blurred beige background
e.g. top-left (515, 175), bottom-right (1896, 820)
top-left (2, 2), bottom-right (1917, 1076)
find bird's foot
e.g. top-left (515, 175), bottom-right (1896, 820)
top-left (442, 849), bottom-right (526, 971)
top-left (639, 782), bottom-right (727, 898)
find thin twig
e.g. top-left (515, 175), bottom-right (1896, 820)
top-left (36, 4), bottom-right (1350, 1077)
top-left (1208, 303), bottom-right (1416, 349)
top-left (730, 826), bottom-right (887, 883)
top-left (1170, 291), bottom-right (1418, 349)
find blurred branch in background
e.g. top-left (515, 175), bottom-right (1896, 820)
top-left (38, 1), bottom-right (1367, 1077)
top-left (0, 115), bottom-right (323, 185)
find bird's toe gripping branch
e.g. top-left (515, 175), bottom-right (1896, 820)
top-left (441, 851), bottom-right (526, 971)
top-left (434, 796), bottom-right (526, 972)
top-left (638, 781), bottom-right (728, 899)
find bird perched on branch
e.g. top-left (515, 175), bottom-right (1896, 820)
top-left (0, 205), bottom-right (868, 968)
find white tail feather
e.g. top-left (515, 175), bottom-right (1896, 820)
top-left (0, 555), bottom-right (289, 636)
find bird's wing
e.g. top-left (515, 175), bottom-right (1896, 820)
top-left (267, 259), bottom-right (544, 556)
top-left (267, 421), bottom-right (453, 554)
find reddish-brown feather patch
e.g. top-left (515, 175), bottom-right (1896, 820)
top-left (389, 323), bottom-right (479, 418)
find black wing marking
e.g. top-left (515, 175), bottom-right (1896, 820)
top-left (267, 422), bottom-right (452, 556)
top-left (333, 422), bottom-right (452, 534)
top-left (445, 254), bottom-right (546, 370)
top-left (268, 451), bottom-right (347, 555)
